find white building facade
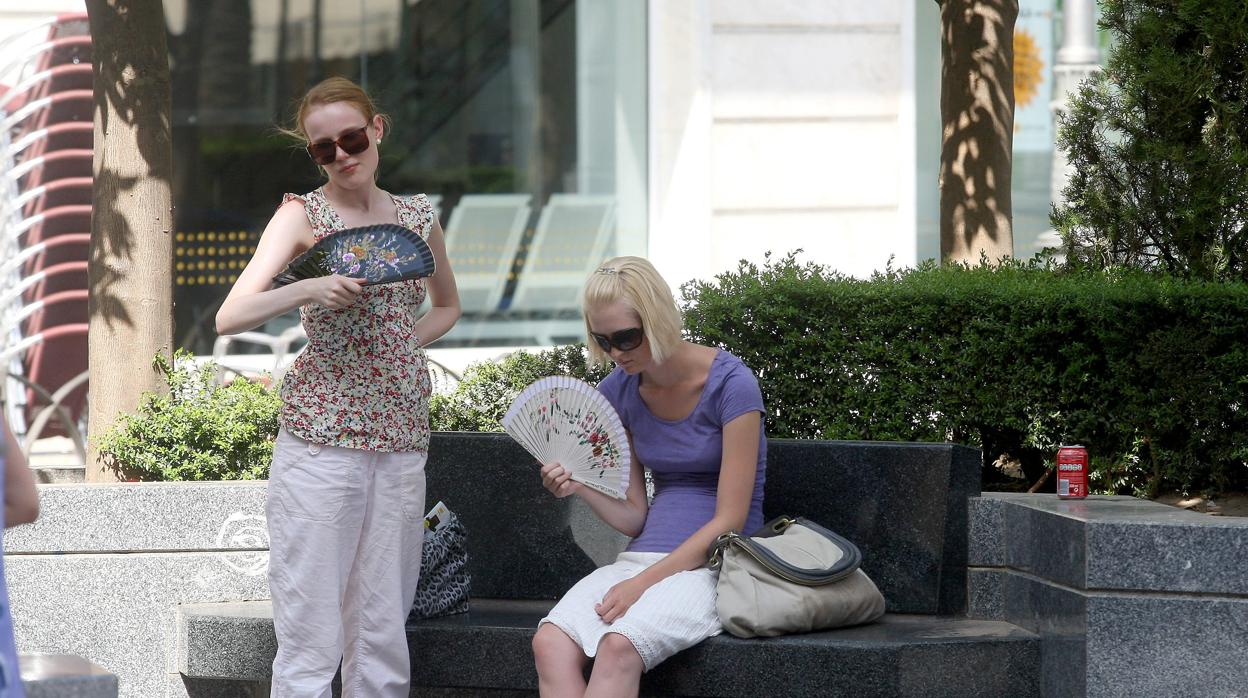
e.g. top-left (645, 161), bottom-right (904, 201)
top-left (0, 0), bottom-right (1098, 353)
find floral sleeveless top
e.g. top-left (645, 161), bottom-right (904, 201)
top-left (278, 187), bottom-right (436, 453)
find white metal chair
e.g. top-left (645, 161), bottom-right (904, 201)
top-left (507, 194), bottom-right (615, 315)
top-left (442, 194), bottom-right (532, 314)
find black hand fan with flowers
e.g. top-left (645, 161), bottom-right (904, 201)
top-left (272, 223), bottom-right (436, 288)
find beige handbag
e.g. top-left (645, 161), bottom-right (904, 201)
top-left (708, 516), bottom-right (886, 638)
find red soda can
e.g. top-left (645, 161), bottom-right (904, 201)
top-left (1056, 445), bottom-right (1088, 499)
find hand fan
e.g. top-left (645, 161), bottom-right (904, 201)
top-left (502, 376), bottom-right (632, 500)
top-left (272, 223), bottom-right (436, 287)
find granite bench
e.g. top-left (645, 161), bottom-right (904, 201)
top-left (968, 492), bottom-right (1248, 697)
top-left (178, 433), bottom-right (1041, 697)
top-left (20, 653), bottom-right (118, 698)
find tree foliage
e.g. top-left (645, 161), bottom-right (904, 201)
top-left (95, 350), bottom-right (281, 481)
top-left (1052, 0), bottom-right (1248, 281)
top-left (430, 344), bottom-right (611, 433)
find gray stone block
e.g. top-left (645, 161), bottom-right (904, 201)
top-left (174, 677), bottom-right (268, 698)
top-left (967, 568), bottom-right (1005, 620)
top-left (178, 603), bottom-right (277, 682)
top-left (971, 493), bottom-right (1248, 595)
top-left (429, 433), bottom-right (982, 615)
top-left (967, 495), bottom-right (1005, 566)
top-left (407, 599), bottom-right (1040, 698)
top-left (1086, 594), bottom-right (1248, 698)
top-left (5, 482), bottom-right (269, 554)
top-left (761, 438), bottom-right (981, 615)
top-left (1087, 519), bottom-right (1248, 594)
top-left (5, 481), bottom-right (270, 698)
top-left (994, 570), bottom-right (1088, 698)
top-left (179, 599), bottom-right (1041, 697)
top-left (969, 494), bottom-right (1248, 698)
top-left (20, 653), bottom-right (118, 698)
top-left (425, 433), bottom-right (628, 601)
top-left (974, 567), bottom-right (1248, 698)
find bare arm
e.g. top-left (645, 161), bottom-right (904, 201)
top-left (4, 420), bottom-right (39, 527)
top-left (595, 411), bottom-right (761, 622)
top-left (215, 200), bottom-right (364, 335)
top-left (410, 216), bottom-right (461, 346)
top-left (540, 433), bottom-right (649, 537)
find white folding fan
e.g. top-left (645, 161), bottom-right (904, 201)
top-left (502, 376), bottom-right (632, 500)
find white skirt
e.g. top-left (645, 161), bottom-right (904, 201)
top-left (539, 552), bottom-right (723, 671)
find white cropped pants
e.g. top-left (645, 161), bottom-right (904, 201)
top-left (266, 428), bottom-right (427, 698)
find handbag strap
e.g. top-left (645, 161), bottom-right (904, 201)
top-left (707, 516), bottom-right (863, 586)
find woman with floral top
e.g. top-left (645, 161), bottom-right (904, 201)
top-left (216, 76), bottom-right (460, 698)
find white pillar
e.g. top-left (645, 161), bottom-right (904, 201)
top-left (577, 1), bottom-right (647, 257)
top-left (1050, 0), bottom-right (1101, 206)
top-left (644, 0), bottom-right (713, 292)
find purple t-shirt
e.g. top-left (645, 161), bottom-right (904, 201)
top-left (597, 350), bottom-right (766, 553)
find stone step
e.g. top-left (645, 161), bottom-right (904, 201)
top-left (20, 654), bottom-right (118, 698)
top-left (180, 599), bottom-right (1041, 697)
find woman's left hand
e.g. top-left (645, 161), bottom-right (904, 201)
top-left (595, 576), bottom-right (649, 623)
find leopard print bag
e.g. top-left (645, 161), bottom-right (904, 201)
top-left (409, 509), bottom-right (471, 620)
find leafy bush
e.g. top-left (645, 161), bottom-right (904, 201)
top-left (681, 253), bottom-right (1248, 495)
top-left (96, 350), bottom-right (281, 481)
top-left (1052, 0), bottom-right (1248, 281)
top-left (431, 344), bottom-right (611, 432)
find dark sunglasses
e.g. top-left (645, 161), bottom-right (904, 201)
top-left (306, 126), bottom-right (370, 165)
top-left (590, 327), bottom-right (644, 353)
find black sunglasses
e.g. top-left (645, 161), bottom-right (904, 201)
top-left (590, 327), bottom-right (644, 353)
top-left (306, 126), bottom-right (370, 165)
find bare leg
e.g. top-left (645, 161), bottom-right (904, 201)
top-left (585, 633), bottom-right (643, 698)
top-left (533, 623), bottom-right (590, 697)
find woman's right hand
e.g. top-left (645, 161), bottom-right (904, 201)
top-left (540, 462), bottom-right (581, 498)
top-left (302, 275), bottom-right (364, 309)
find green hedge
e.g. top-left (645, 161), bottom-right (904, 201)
top-left (680, 254), bottom-right (1248, 495)
top-left (104, 259), bottom-right (1248, 495)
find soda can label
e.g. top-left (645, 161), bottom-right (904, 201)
top-left (1056, 445), bottom-right (1088, 499)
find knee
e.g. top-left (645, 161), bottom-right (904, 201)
top-left (533, 624), bottom-right (574, 671)
top-left (594, 633), bottom-right (644, 675)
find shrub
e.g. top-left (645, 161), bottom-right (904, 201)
top-left (681, 253), bottom-right (1248, 495)
top-left (96, 350), bottom-right (281, 481)
top-left (430, 344), bottom-right (610, 432)
top-left (1052, 0), bottom-right (1248, 281)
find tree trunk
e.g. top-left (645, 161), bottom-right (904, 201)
top-left (937, 0), bottom-right (1018, 264)
top-left (85, 0), bottom-right (174, 481)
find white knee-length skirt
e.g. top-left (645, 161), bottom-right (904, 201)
top-left (539, 551), bottom-right (723, 671)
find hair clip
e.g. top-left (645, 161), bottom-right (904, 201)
top-left (595, 267), bottom-right (618, 275)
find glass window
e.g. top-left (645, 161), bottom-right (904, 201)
top-left (1012, 0), bottom-right (1058, 260)
top-left (164, 0), bottom-right (647, 352)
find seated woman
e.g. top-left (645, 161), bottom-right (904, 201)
top-left (532, 256), bottom-right (766, 697)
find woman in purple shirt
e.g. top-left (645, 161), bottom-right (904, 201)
top-left (532, 256), bottom-right (766, 697)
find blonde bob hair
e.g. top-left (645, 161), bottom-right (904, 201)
top-left (582, 256), bottom-right (683, 368)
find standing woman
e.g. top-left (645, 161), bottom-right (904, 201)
top-left (532, 256), bottom-right (766, 697)
top-left (216, 77), bottom-right (460, 697)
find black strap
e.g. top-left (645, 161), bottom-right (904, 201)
top-left (709, 516), bottom-right (862, 586)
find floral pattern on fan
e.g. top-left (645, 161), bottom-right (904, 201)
top-left (504, 376), bottom-right (631, 500)
top-left (272, 223), bottom-right (436, 287)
